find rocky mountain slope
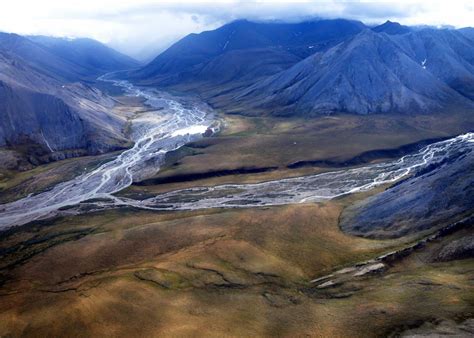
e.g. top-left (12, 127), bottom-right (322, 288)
top-left (28, 36), bottom-right (140, 80)
top-left (340, 141), bottom-right (474, 238)
top-left (459, 27), bottom-right (474, 41)
top-left (0, 35), bottom-right (134, 167)
top-left (0, 33), bottom-right (139, 82)
top-left (372, 20), bottom-right (411, 35)
top-left (233, 29), bottom-right (471, 115)
top-left (390, 29), bottom-right (474, 99)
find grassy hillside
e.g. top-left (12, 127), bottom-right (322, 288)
top-left (0, 189), bottom-right (472, 336)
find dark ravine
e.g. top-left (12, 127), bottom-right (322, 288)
top-left (0, 224), bottom-right (94, 273)
top-left (377, 215), bottom-right (474, 264)
top-left (434, 233), bottom-right (474, 262)
top-left (395, 318), bottom-right (474, 337)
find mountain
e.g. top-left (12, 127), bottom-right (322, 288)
top-left (0, 33), bottom-right (139, 83)
top-left (130, 20), bottom-right (474, 116)
top-left (372, 20), bottom-right (411, 35)
top-left (232, 29), bottom-right (470, 115)
top-left (0, 32), bottom-right (140, 166)
top-left (459, 27), bottom-right (474, 41)
top-left (28, 36), bottom-right (140, 79)
top-left (340, 142), bottom-right (474, 238)
top-left (390, 29), bottom-right (474, 100)
top-left (128, 19), bottom-right (366, 88)
top-left (0, 46), bottom-right (129, 166)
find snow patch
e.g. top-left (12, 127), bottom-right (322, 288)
top-left (41, 131), bottom-right (54, 152)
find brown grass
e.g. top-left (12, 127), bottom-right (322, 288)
top-left (2, 188), bottom-right (470, 337)
top-left (1, 111), bottom-right (473, 336)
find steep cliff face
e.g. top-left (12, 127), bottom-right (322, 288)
top-left (0, 81), bottom-right (86, 150)
top-left (0, 47), bottom-right (129, 164)
top-left (0, 32), bottom-right (139, 165)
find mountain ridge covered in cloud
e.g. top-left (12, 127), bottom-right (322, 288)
top-left (1, 1), bottom-right (473, 59)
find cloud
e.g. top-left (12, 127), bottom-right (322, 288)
top-left (0, 0), bottom-right (472, 60)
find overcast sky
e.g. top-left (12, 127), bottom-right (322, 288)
top-left (1, 1), bottom-right (472, 60)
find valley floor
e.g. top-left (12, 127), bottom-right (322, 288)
top-left (0, 106), bottom-right (473, 337)
top-left (122, 109), bottom-right (474, 196)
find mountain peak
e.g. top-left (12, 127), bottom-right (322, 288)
top-left (373, 20), bottom-right (411, 35)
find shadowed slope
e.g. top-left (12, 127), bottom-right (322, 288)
top-left (340, 140), bottom-right (474, 238)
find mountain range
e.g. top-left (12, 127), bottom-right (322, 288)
top-left (127, 19), bottom-right (366, 91)
top-left (234, 29), bottom-right (473, 115)
top-left (1, 18), bottom-right (473, 168)
top-left (128, 19), bottom-right (474, 116)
